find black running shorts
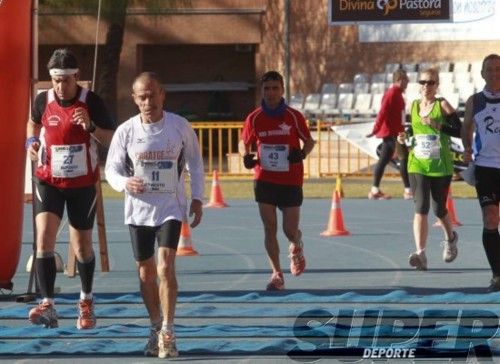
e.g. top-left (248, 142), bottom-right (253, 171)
top-left (254, 180), bottom-right (303, 208)
top-left (128, 219), bottom-right (182, 261)
top-left (475, 165), bottom-right (500, 208)
top-left (33, 177), bottom-right (96, 230)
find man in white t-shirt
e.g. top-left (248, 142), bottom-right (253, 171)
top-left (105, 72), bottom-right (204, 358)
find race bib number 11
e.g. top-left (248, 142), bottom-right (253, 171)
top-left (135, 159), bottom-right (177, 193)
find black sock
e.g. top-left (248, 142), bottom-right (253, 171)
top-left (483, 228), bottom-right (500, 276)
top-left (35, 256), bottom-right (56, 298)
top-left (77, 256), bottom-right (95, 295)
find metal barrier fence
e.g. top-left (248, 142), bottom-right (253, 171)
top-left (191, 120), bottom-right (396, 178)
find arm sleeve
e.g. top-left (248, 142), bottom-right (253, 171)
top-left (104, 125), bottom-right (130, 192)
top-left (182, 120), bottom-right (205, 201)
top-left (87, 92), bottom-right (116, 130)
top-left (31, 92), bottom-right (47, 123)
top-left (441, 112), bottom-right (462, 138)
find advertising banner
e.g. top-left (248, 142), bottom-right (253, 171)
top-left (358, 0), bottom-right (499, 42)
top-left (329, 0), bottom-right (452, 25)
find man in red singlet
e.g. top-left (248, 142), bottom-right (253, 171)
top-left (25, 48), bottom-right (115, 329)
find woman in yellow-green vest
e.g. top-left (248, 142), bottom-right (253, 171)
top-left (397, 68), bottom-right (462, 271)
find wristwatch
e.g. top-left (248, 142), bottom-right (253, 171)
top-left (87, 121), bottom-right (97, 133)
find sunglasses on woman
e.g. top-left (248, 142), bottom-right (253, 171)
top-left (418, 80), bottom-right (437, 86)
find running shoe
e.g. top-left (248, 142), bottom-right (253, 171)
top-left (441, 231), bottom-right (458, 263)
top-left (28, 301), bottom-right (58, 328)
top-left (77, 298), bottom-right (96, 329)
top-left (158, 330), bottom-right (178, 358)
top-left (409, 250), bottom-right (427, 271)
top-left (266, 271), bottom-right (285, 291)
top-left (368, 191), bottom-right (392, 200)
top-left (487, 276), bottom-right (500, 293)
top-left (144, 327), bottom-right (159, 357)
top-left (289, 236), bottom-right (306, 276)
top-left (403, 191), bottom-right (414, 200)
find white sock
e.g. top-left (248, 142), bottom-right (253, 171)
top-left (42, 297), bottom-right (54, 306)
top-left (371, 186), bottom-right (380, 194)
top-left (80, 291), bottom-right (93, 301)
top-left (405, 188), bottom-right (411, 194)
top-left (161, 322), bottom-right (174, 335)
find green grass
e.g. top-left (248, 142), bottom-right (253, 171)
top-left (100, 176), bottom-right (477, 200)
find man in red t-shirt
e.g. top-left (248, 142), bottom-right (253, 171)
top-left (240, 71), bottom-right (315, 290)
top-left (366, 69), bottom-right (411, 200)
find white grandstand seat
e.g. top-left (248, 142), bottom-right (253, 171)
top-left (473, 77), bottom-right (485, 90)
top-left (453, 61), bottom-right (470, 73)
top-left (323, 92), bottom-right (354, 120)
top-left (404, 92), bottom-right (420, 114)
top-left (407, 71), bottom-right (418, 83)
top-left (470, 61), bottom-right (482, 75)
top-left (456, 82), bottom-right (475, 104)
top-left (289, 93), bottom-right (305, 111)
top-left (354, 82), bottom-right (370, 94)
top-left (386, 72), bottom-right (394, 83)
top-left (338, 83), bottom-right (354, 93)
top-left (453, 71), bottom-right (471, 85)
top-left (321, 83), bottom-right (337, 94)
top-left (370, 82), bottom-right (386, 94)
top-left (437, 61), bottom-right (451, 72)
top-left (302, 93), bottom-right (322, 119)
top-left (442, 92), bottom-right (460, 110)
top-left (309, 92), bottom-right (337, 120)
top-left (371, 93), bottom-right (384, 114)
top-left (406, 82), bottom-right (421, 96)
top-left (353, 73), bottom-right (370, 84)
top-left (402, 63), bottom-right (417, 72)
top-left (418, 62), bottom-right (435, 72)
top-left (350, 93), bottom-right (375, 121)
top-left (438, 83), bottom-right (456, 100)
top-left (371, 73), bottom-right (386, 83)
top-left (439, 72), bottom-right (454, 86)
top-left (385, 62), bottom-right (400, 73)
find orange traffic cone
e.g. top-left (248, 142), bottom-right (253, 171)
top-left (433, 187), bottom-right (462, 227)
top-left (204, 170), bottom-right (228, 208)
top-left (177, 218), bottom-right (199, 256)
top-left (321, 189), bottom-right (350, 236)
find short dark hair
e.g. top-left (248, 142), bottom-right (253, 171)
top-left (393, 69), bottom-right (408, 82)
top-left (261, 71), bottom-right (284, 86)
top-left (482, 54), bottom-right (500, 71)
top-left (132, 71), bottom-right (164, 91)
top-left (47, 48), bottom-right (79, 70)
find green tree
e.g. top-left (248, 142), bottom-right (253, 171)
top-left (39, 0), bottom-right (191, 118)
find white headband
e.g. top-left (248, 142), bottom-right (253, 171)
top-left (49, 68), bottom-right (79, 76)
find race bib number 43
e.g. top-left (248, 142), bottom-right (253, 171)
top-left (135, 159), bottom-right (177, 193)
top-left (51, 144), bottom-right (88, 178)
top-left (260, 144), bottom-right (289, 172)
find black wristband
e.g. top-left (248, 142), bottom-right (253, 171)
top-left (87, 121), bottom-right (97, 133)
